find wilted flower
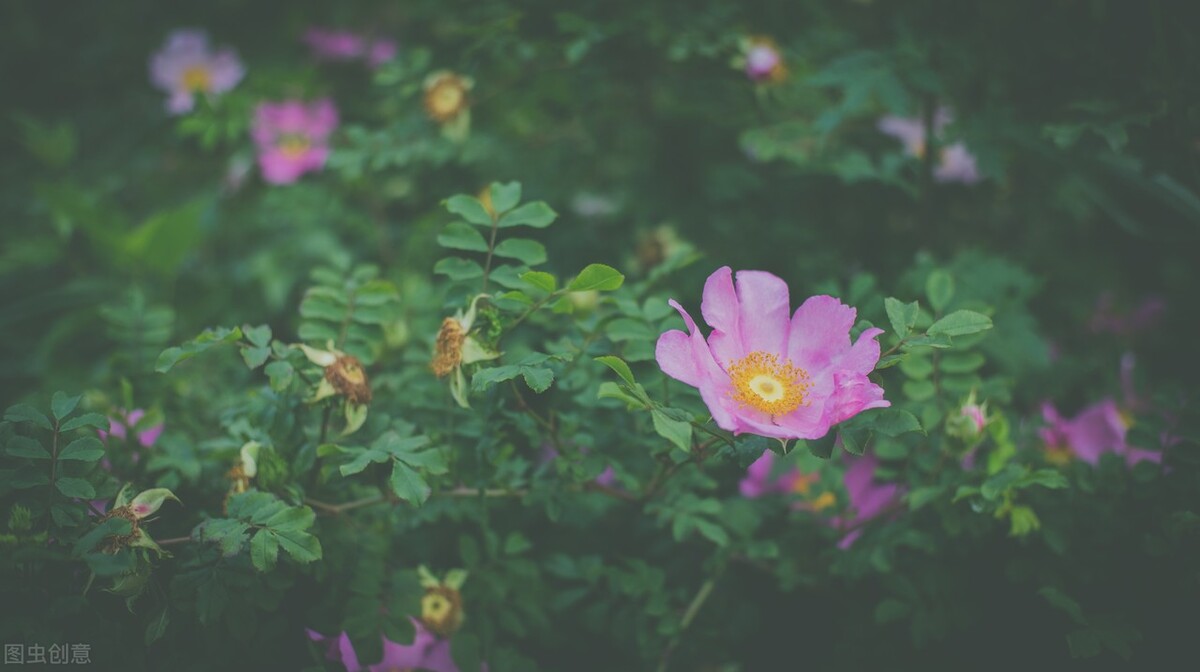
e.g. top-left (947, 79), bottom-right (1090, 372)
top-left (419, 566), bottom-right (468, 638)
top-left (295, 342), bottom-right (371, 435)
top-left (655, 267), bottom-right (888, 441)
top-left (251, 99), bottom-right (339, 185)
top-left (424, 71), bottom-right (474, 141)
top-left (834, 454), bottom-right (903, 549)
top-left (96, 486), bottom-right (180, 554)
top-left (877, 108), bottom-right (982, 184)
top-left (98, 408), bottom-right (163, 449)
top-left (431, 296), bottom-right (500, 408)
top-left (738, 36), bottom-right (787, 83)
top-left (303, 28), bottom-right (397, 69)
top-left (149, 29), bottom-right (244, 115)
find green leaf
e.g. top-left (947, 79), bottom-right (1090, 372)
top-left (867, 408), bottom-right (924, 436)
top-left (444, 195), bottom-right (493, 225)
top-left (839, 427), bottom-right (870, 455)
top-left (434, 257), bottom-right (484, 281)
top-left (568, 264), bottom-right (625, 292)
top-left (498, 201), bottom-right (557, 228)
top-left (883, 298), bottom-right (919, 340)
top-left (55, 477), bottom-right (96, 499)
top-left (265, 361), bottom-right (295, 391)
top-left (493, 238), bottom-right (547, 265)
top-left (451, 633), bottom-right (483, 672)
top-left (651, 409), bottom-right (692, 452)
top-left (198, 518), bottom-right (251, 556)
top-left (4, 404), bottom-right (52, 430)
top-left (51, 392), bottom-right (81, 421)
top-left (390, 461), bottom-right (431, 505)
top-left (274, 527), bottom-right (322, 563)
top-left (939, 351), bottom-right (986, 373)
top-left (58, 436), bottom-right (105, 461)
top-left (156, 326), bottom-right (243, 373)
top-left (927, 310), bottom-right (993, 337)
top-left (1040, 587), bottom-right (1088, 625)
top-left (437, 221), bottom-right (490, 252)
top-left (520, 270), bottom-right (557, 293)
top-left (522, 367), bottom-right (554, 392)
top-left (240, 345), bottom-right (271, 369)
top-left (6, 436), bottom-right (50, 459)
top-left (902, 379), bottom-right (936, 401)
top-left (242, 324), bottom-right (272, 348)
top-left (250, 531), bottom-right (280, 572)
top-left (925, 270), bottom-right (955, 312)
top-left (489, 181), bottom-right (522, 214)
top-left (338, 447), bottom-right (391, 477)
top-left (60, 413), bottom-right (109, 432)
top-left (595, 356), bottom-right (637, 387)
top-left (73, 516), bottom-right (132, 556)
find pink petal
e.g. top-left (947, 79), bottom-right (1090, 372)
top-left (733, 270), bottom-right (791, 355)
top-left (787, 295), bottom-right (856, 374)
top-left (655, 330), bottom-right (702, 387)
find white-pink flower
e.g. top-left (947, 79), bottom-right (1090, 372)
top-left (251, 99), bottom-right (339, 185)
top-left (149, 29), bottom-right (244, 115)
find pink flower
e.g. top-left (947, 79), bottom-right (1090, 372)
top-left (306, 619), bottom-right (462, 672)
top-left (656, 267), bottom-right (889, 441)
top-left (304, 28), bottom-right (397, 69)
top-left (834, 453), bottom-right (903, 549)
top-left (97, 409), bottom-right (163, 449)
top-left (877, 108), bottom-right (982, 184)
top-left (1089, 292), bottom-right (1166, 337)
top-left (962, 404), bottom-right (987, 434)
top-left (149, 29), bottom-right (244, 115)
top-left (251, 99), bottom-right (339, 185)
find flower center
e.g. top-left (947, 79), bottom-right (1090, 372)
top-left (180, 65), bottom-right (213, 92)
top-left (727, 351), bottom-right (810, 417)
top-left (278, 135), bottom-right (311, 158)
top-left (810, 491), bottom-right (836, 511)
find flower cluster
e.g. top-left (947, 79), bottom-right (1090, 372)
top-left (877, 108), bottom-right (981, 184)
top-left (303, 27), bottom-right (397, 68)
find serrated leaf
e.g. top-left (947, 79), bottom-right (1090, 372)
top-left (520, 270), bottom-right (556, 293)
top-left (434, 257), bottom-right (484, 281)
top-left (60, 413), bottom-right (109, 432)
top-left (437, 221), bottom-right (490, 252)
top-left (4, 404), bottom-right (52, 430)
top-left (55, 477), bottom-right (95, 498)
top-left (58, 436), bottom-right (105, 461)
top-left (651, 409), bottom-right (692, 452)
top-left (927, 310), bottom-right (993, 337)
top-left (595, 355), bottom-right (637, 387)
top-left (390, 461), bottom-right (431, 505)
top-left (925, 270), bottom-right (955, 312)
top-left (489, 181), bottom-right (521, 213)
top-left (498, 201), bottom-right (557, 228)
top-left (6, 436), bottom-right (50, 459)
top-left (243, 324), bottom-right (272, 347)
top-left (51, 392), bottom-right (81, 420)
top-left (445, 195), bottom-right (493, 225)
top-left (156, 326), bottom-right (243, 373)
top-left (493, 238), bottom-right (547, 265)
top-left (568, 264), bottom-right (624, 292)
top-left (867, 409), bottom-right (924, 436)
top-left (240, 345), bottom-right (271, 369)
top-left (250, 531), bottom-right (280, 572)
top-left (521, 367), bottom-right (554, 392)
top-left (884, 298), bottom-right (919, 340)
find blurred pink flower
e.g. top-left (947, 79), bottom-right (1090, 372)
top-left (98, 408), bottom-right (163, 449)
top-left (1089, 293), bottom-right (1166, 337)
top-left (306, 619), bottom-right (461, 672)
top-left (656, 267), bottom-right (888, 441)
top-left (304, 27), bottom-right (397, 69)
top-left (251, 99), bottom-right (339, 185)
top-left (149, 29), bottom-right (244, 115)
top-left (834, 453), bottom-right (903, 549)
top-left (877, 108), bottom-right (981, 184)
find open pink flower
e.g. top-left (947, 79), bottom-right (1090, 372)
top-left (149, 29), bottom-right (244, 115)
top-left (304, 28), bottom-right (397, 69)
top-left (656, 267), bottom-right (888, 441)
top-left (877, 108), bottom-right (981, 184)
top-left (251, 99), bottom-right (338, 185)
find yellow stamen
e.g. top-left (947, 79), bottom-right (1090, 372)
top-left (278, 135), bottom-right (311, 159)
top-left (727, 351), bottom-right (810, 417)
top-left (180, 65), bottom-right (213, 92)
top-left (810, 491), bottom-right (836, 511)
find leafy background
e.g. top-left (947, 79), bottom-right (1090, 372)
top-left (1, 0), bottom-right (1198, 670)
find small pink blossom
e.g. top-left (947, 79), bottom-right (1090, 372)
top-left (251, 99), bottom-right (339, 185)
top-left (149, 29), bottom-right (244, 115)
top-left (877, 108), bottom-right (982, 184)
top-left (304, 27), bottom-right (397, 69)
top-left (834, 453), bottom-right (904, 549)
top-left (97, 409), bottom-right (163, 449)
top-left (656, 267), bottom-right (888, 441)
